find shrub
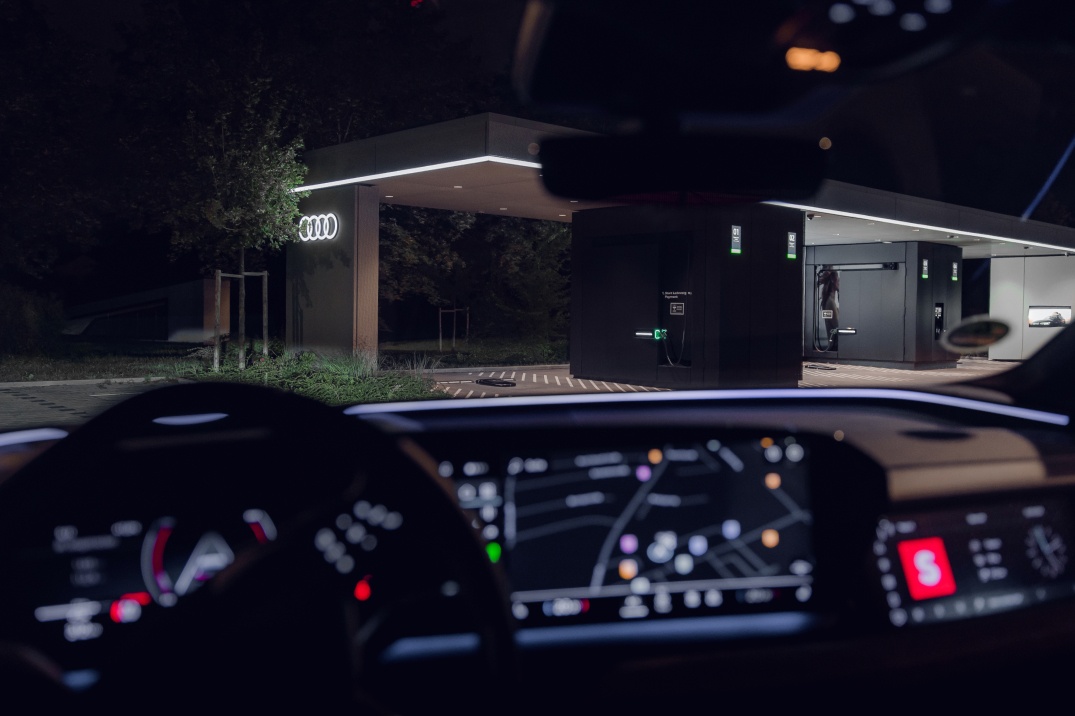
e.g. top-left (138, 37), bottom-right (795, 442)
top-left (0, 283), bottom-right (64, 355)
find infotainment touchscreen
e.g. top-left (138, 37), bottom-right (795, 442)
top-left (443, 434), bottom-right (814, 628)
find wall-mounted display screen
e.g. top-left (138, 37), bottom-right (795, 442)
top-left (1028, 306), bottom-right (1071, 328)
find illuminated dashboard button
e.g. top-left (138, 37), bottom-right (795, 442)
top-left (897, 537), bottom-right (957, 600)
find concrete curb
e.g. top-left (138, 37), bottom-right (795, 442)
top-left (0, 377), bottom-right (181, 389)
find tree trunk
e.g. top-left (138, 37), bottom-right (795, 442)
top-left (239, 247), bottom-right (246, 371)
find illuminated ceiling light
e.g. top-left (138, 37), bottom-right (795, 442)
top-left (570, 200), bottom-right (579, 203)
top-left (292, 155), bottom-right (542, 193)
top-left (786, 47), bottom-right (842, 73)
top-left (899, 12), bottom-right (927, 31)
top-left (766, 200), bottom-right (1075, 253)
top-left (453, 185), bottom-right (463, 189)
top-left (819, 137), bottom-right (833, 150)
top-left (384, 195), bottom-right (394, 198)
top-left (828, 3), bottom-right (855, 23)
top-left (924, 0), bottom-right (952, 13)
top-left (499, 207), bottom-right (508, 211)
top-left (558, 214), bottom-right (567, 217)
top-left (868, 0), bottom-right (895, 16)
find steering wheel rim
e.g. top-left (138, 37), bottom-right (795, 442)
top-left (0, 382), bottom-right (516, 711)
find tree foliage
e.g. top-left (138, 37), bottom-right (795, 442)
top-left (0, 0), bottom-right (109, 285)
top-left (379, 207), bottom-right (571, 341)
top-left (379, 206), bottom-right (472, 306)
top-left (114, 1), bottom-right (308, 273)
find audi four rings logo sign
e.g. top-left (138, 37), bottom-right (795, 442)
top-left (298, 213), bottom-right (339, 241)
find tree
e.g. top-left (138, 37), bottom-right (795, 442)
top-left (379, 206), bottom-right (472, 307)
top-left (114, 2), bottom-right (307, 273)
top-left (458, 215), bottom-right (571, 341)
top-left (378, 205), bottom-right (571, 343)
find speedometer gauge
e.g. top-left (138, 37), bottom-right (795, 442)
top-left (141, 510), bottom-right (277, 606)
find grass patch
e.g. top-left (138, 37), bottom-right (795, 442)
top-left (381, 337), bottom-right (567, 369)
top-left (179, 350), bottom-right (444, 406)
top-left (0, 339), bottom-right (445, 406)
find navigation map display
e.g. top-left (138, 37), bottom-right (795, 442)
top-left (446, 434), bottom-right (814, 628)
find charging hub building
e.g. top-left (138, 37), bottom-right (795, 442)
top-left (286, 114), bottom-right (1075, 388)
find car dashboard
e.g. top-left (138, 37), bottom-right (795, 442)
top-left (2, 384), bottom-right (1075, 710)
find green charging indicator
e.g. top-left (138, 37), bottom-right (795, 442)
top-left (486, 542), bottom-right (502, 563)
top-left (653, 329), bottom-right (668, 340)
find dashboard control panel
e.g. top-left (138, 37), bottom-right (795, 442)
top-left (875, 497), bottom-right (1075, 626)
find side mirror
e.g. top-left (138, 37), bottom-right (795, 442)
top-left (940, 315), bottom-right (1010, 354)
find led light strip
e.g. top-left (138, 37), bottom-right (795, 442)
top-left (293, 155), bottom-right (543, 193)
top-left (766, 201), bottom-right (1075, 253)
top-left (0, 427), bottom-right (68, 448)
top-left (345, 388), bottom-right (1070, 426)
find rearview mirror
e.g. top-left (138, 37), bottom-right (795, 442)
top-left (539, 134), bottom-right (826, 203)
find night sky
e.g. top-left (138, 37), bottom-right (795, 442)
top-left (4, 0), bottom-right (1073, 312)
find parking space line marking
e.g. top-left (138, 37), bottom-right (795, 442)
top-left (532, 374), bottom-right (537, 383)
top-left (567, 378), bottom-right (574, 388)
top-left (601, 381), bottom-right (612, 391)
top-left (614, 383), bottom-right (626, 392)
top-left (453, 388), bottom-right (462, 397)
top-left (480, 392), bottom-right (487, 398)
top-left (626, 384), bottom-right (638, 392)
top-left (544, 375), bottom-right (548, 384)
top-left (521, 373), bottom-right (527, 381)
top-left (511, 372), bottom-right (516, 379)
top-left (555, 376), bottom-right (561, 386)
top-left (466, 390), bottom-right (473, 398)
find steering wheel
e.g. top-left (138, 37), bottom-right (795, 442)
top-left (0, 382), bottom-right (515, 712)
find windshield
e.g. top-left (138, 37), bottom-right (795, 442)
top-left (2, 0), bottom-right (1074, 428)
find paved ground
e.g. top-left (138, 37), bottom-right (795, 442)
top-left (427, 358), bottom-right (1015, 398)
top-left (798, 357), bottom-right (1013, 388)
top-left (428, 366), bottom-right (671, 399)
top-left (0, 378), bottom-right (180, 431)
top-left (0, 359), bottom-right (1017, 430)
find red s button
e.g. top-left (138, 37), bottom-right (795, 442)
top-left (897, 537), bottom-right (957, 601)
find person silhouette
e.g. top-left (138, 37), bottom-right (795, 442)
top-left (818, 266), bottom-right (840, 350)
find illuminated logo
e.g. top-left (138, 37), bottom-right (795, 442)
top-left (298, 213), bottom-right (339, 241)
